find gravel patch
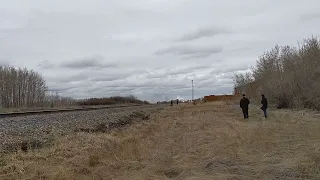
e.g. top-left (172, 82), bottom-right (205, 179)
top-left (0, 105), bottom-right (164, 153)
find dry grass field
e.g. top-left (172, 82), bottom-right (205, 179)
top-left (1, 101), bottom-right (320, 180)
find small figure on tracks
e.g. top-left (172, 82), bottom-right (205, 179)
top-left (260, 94), bottom-right (268, 118)
top-left (240, 94), bottom-right (250, 119)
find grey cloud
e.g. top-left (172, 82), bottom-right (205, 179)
top-left (48, 87), bottom-right (76, 93)
top-left (52, 72), bottom-right (231, 100)
top-left (197, 79), bottom-right (231, 89)
top-left (2, 0), bottom-right (320, 101)
top-left (37, 56), bottom-right (118, 70)
top-left (168, 65), bottom-right (210, 76)
top-left (88, 69), bottom-right (147, 82)
top-left (182, 53), bottom-right (215, 60)
top-left (90, 76), bottom-right (124, 82)
top-left (37, 60), bottom-right (56, 69)
top-left (60, 55), bottom-right (117, 69)
top-left (98, 86), bottom-right (137, 92)
top-left (45, 68), bottom-right (147, 87)
top-left (46, 73), bottom-right (90, 84)
top-left (154, 45), bottom-right (222, 58)
top-left (0, 59), bottom-right (11, 66)
top-left (145, 72), bottom-right (167, 79)
top-left (47, 80), bottom-right (97, 94)
top-left (45, 61), bottom-right (238, 100)
top-left (299, 11), bottom-right (320, 21)
top-left (176, 27), bottom-right (232, 42)
top-left (210, 64), bottom-right (250, 74)
top-left (147, 65), bottom-right (211, 79)
top-left (193, 75), bottom-right (214, 82)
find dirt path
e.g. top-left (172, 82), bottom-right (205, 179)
top-left (1, 102), bottom-right (319, 180)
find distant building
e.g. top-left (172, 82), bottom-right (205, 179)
top-left (204, 94), bottom-right (237, 102)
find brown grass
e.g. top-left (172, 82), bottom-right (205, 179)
top-left (1, 102), bottom-right (320, 180)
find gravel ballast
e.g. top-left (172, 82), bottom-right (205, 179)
top-left (0, 105), bottom-right (164, 153)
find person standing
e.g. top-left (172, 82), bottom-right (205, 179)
top-left (260, 94), bottom-right (268, 118)
top-left (240, 94), bottom-right (250, 119)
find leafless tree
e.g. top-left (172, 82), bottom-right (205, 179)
top-left (234, 36), bottom-right (320, 109)
top-left (0, 65), bottom-right (149, 109)
top-left (0, 65), bottom-right (76, 109)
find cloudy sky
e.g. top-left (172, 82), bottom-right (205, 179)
top-left (0, 0), bottom-right (319, 102)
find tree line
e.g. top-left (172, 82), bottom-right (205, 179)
top-left (0, 65), bottom-right (149, 109)
top-left (0, 66), bottom-right (47, 108)
top-left (77, 95), bottom-right (149, 106)
top-left (234, 36), bottom-right (320, 110)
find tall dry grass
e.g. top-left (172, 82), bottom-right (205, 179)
top-left (0, 102), bottom-right (319, 179)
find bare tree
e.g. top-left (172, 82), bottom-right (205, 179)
top-left (0, 65), bottom-right (75, 109)
top-left (0, 65), bottom-right (150, 109)
top-left (233, 36), bottom-right (320, 109)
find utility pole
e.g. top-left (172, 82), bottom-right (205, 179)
top-left (192, 80), bottom-right (194, 102)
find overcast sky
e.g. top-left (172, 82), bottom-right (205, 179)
top-left (0, 0), bottom-right (319, 102)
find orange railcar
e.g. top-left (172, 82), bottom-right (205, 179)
top-left (204, 95), bottom-right (238, 102)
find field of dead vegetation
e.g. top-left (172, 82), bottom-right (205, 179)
top-left (1, 101), bottom-right (320, 180)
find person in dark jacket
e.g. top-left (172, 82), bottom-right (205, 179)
top-left (240, 94), bottom-right (250, 119)
top-left (260, 94), bottom-right (268, 118)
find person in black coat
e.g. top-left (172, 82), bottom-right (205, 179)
top-left (260, 94), bottom-right (268, 118)
top-left (240, 94), bottom-right (250, 119)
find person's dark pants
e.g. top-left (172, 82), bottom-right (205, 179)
top-left (242, 108), bottom-right (249, 119)
top-left (262, 108), bottom-right (268, 118)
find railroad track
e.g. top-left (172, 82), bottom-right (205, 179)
top-left (0, 104), bottom-right (150, 118)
